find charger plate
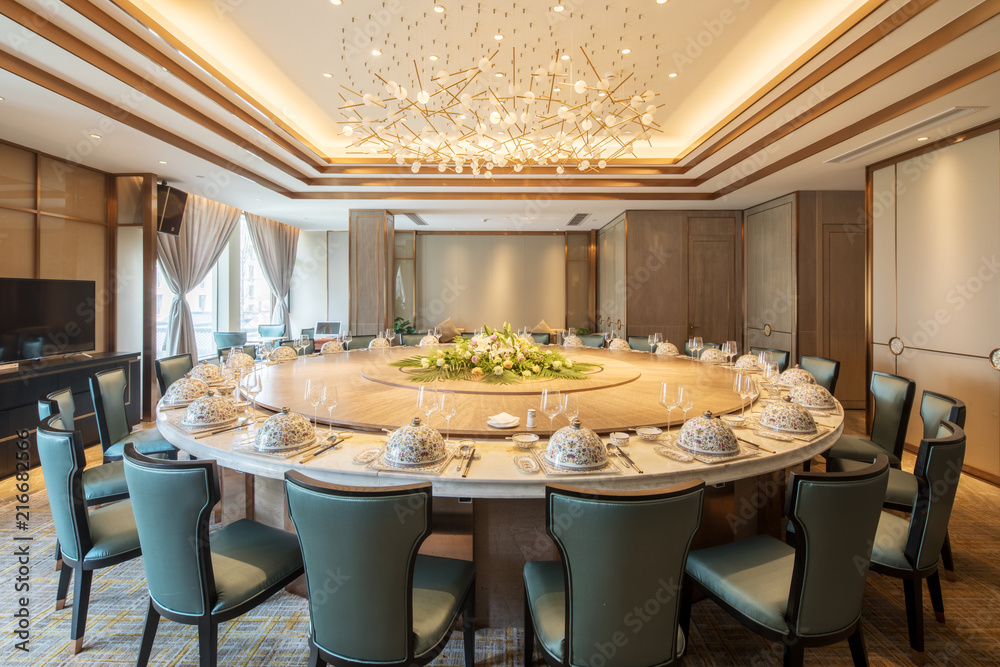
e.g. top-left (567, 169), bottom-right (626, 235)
top-left (368, 444), bottom-right (459, 474)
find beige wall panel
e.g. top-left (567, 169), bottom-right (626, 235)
top-left (745, 200), bottom-right (794, 336)
top-left (519, 235), bottom-right (566, 330)
top-left (290, 230), bottom-right (328, 336)
top-left (116, 226), bottom-right (143, 353)
top-left (896, 348), bottom-right (999, 476)
top-left (871, 166), bottom-right (897, 345)
top-left (487, 236), bottom-right (523, 328)
top-left (39, 217), bottom-right (106, 352)
top-left (872, 343), bottom-right (896, 376)
top-left (327, 231), bottom-right (349, 330)
top-left (896, 132), bottom-right (1000, 357)
top-left (0, 209), bottom-right (35, 278)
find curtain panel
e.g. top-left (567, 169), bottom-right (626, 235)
top-left (157, 195), bottom-right (241, 358)
top-left (244, 213), bottom-right (300, 338)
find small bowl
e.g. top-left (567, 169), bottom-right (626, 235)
top-left (512, 433), bottom-right (540, 449)
top-left (610, 432), bottom-right (630, 448)
top-left (635, 426), bottom-right (662, 441)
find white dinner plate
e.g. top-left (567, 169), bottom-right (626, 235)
top-left (488, 419), bottom-right (519, 429)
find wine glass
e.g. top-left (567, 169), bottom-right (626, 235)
top-left (692, 336), bottom-right (703, 358)
top-left (439, 392), bottom-right (456, 443)
top-left (679, 386), bottom-right (695, 424)
top-left (648, 334), bottom-right (657, 354)
top-left (343, 330), bottom-right (353, 351)
top-left (305, 379), bottom-right (324, 431)
top-left (659, 382), bottom-right (680, 436)
top-left (562, 393), bottom-right (579, 423)
top-left (725, 340), bottom-right (738, 365)
top-left (244, 372), bottom-right (262, 425)
top-left (540, 389), bottom-right (563, 437)
top-left (604, 330), bottom-right (613, 345)
top-left (324, 385), bottom-right (338, 437)
top-left (761, 362), bottom-right (780, 399)
top-left (434, 326), bottom-right (441, 339)
top-left (417, 386), bottom-right (438, 426)
top-left (733, 374), bottom-right (752, 418)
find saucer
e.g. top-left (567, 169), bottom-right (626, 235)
top-left (488, 418), bottom-right (519, 429)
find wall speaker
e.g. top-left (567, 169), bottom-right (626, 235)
top-left (156, 183), bottom-right (189, 235)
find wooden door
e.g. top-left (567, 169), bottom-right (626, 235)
top-left (688, 234), bottom-right (735, 346)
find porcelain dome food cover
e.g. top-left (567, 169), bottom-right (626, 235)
top-left (225, 351), bottom-right (256, 372)
top-left (655, 341), bottom-right (679, 355)
top-left (700, 348), bottom-right (728, 363)
top-left (369, 336), bottom-right (390, 349)
top-left (677, 411), bottom-right (740, 455)
top-left (789, 384), bottom-right (837, 410)
top-left (608, 337), bottom-right (631, 351)
top-left (181, 391), bottom-right (238, 427)
top-left (255, 408), bottom-right (316, 452)
top-left (760, 397), bottom-right (817, 433)
top-left (162, 377), bottom-right (209, 405)
top-left (418, 334), bottom-right (440, 347)
top-left (545, 419), bottom-right (608, 469)
top-left (563, 334), bottom-right (583, 347)
top-left (778, 365), bottom-right (817, 387)
top-left (320, 339), bottom-right (344, 354)
top-left (269, 345), bottom-right (298, 362)
top-left (188, 361), bottom-right (222, 384)
top-left (734, 354), bottom-right (761, 371)
top-left (385, 417), bottom-right (447, 464)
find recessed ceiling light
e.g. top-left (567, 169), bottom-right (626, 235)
top-left (560, 54), bottom-right (570, 60)
top-left (330, 0), bottom-right (342, 4)
top-left (917, 136), bottom-right (929, 141)
top-left (0, 96), bottom-right (5, 101)
top-left (158, 160), bottom-right (167, 164)
top-left (668, 72), bottom-right (678, 78)
top-left (598, 91), bottom-right (606, 97)
top-left (371, 49), bottom-right (382, 56)
top-left (656, 0), bottom-right (668, 4)
top-left (433, 4), bottom-right (445, 13)
top-left (323, 72), bottom-right (333, 78)
top-left (428, 55), bottom-right (439, 61)
top-left (255, 198), bottom-right (261, 201)
top-left (495, 72), bottom-right (503, 78)
top-left (89, 133), bottom-right (101, 139)
top-left (621, 48), bottom-right (631, 55)
top-left (553, 87), bottom-right (561, 92)
top-left (553, 4), bottom-right (565, 11)
top-left (494, 31), bottom-right (504, 41)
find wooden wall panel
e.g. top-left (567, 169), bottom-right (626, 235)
top-left (745, 196), bottom-right (795, 358)
top-left (824, 226), bottom-right (867, 406)
top-left (349, 210), bottom-right (392, 335)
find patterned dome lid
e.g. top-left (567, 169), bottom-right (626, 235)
top-left (678, 411), bottom-right (739, 455)
top-left (225, 351), bottom-right (256, 372)
top-left (778, 365), bottom-right (816, 387)
top-left (320, 340), bottom-right (344, 354)
top-left (563, 334), bottom-right (583, 347)
top-left (269, 345), bottom-right (298, 362)
top-left (545, 419), bottom-right (608, 469)
top-left (700, 348), bottom-right (728, 363)
top-left (369, 336), bottom-right (391, 348)
top-left (385, 417), bottom-right (446, 465)
top-left (734, 354), bottom-right (761, 370)
top-left (163, 377), bottom-right (209, 405)
top-left (255, 408), bottom-right (316, 452)
top-left (608, 337), bottom-right (631, 351)
top-left (418, 334), bottom-right (440, 347)
top-left (181, 391), bottom-right (238, 427)
top-left (789, 383), bottom-right (836, 410)
top-left (760, 397), bottom-right (817, 433)
top-left (188, 361), bottom-right (222, 383)
top-left (655, 341), bottom-right (679, 355)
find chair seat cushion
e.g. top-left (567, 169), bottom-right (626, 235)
top-left (84, 500), bottom-right (141, 562)
top-left (823, 435), bottom-right (900, 466)
top-left (685, 535), bottom-right (793, 635)
top-left (524, 561), bottom-right (685, 662)
top-left (105, 427), bottom-right (177, 460)
top-left (82, 461), bottom-right (129, 502)
top-left (210, 519), bottom-right (304, 615)
top-left (826, 461), bottom-right (918, 508)
top-left (412, 555), bottom-right (475, 657)
top-left (870, 512), bottom-right (913, 571)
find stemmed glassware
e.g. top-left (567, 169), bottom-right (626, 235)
top-left (679, 386), bottom-right (695, 424)
top-left (604, 330), bottom-right (614, 345)
top-left (439, 391), bottom-right (456, 443)
top-left (243, 372), bottom-right (262, 430)
top-left (690, 337), bottom-right (704, 358)
top-left (659, 382), bottom-right (680, 436)
top-left (323, 386), bottom-right (338, 437)
top-left (305, 379), bottom-right (324, 432)
top-left (761, 362), bottom-right (780, 399)
top-left (648, 333), bottom-right (657, 354)
top-left (721, 340), bottom-right (737, 365)
top-left (342, 330), bottom-right (353, 351)
top-left (434, 326), bottom-right (441, 339)
top-left (562, 393), bottom-right (579, 423)
top-left (733, 374), bottom-right (755, 418)
top-left (540, 389), bottom-right (563, 438)
top-left (417, 386), bottom-right (439, 426)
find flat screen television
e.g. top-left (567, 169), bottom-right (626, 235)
top-left (0, 278), bottom-right (96, 363)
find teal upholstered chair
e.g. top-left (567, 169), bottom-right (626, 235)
top-left (301, 327), bottom-right (315, 338)
top-left (685, 341), bottom-right (721, 358)
top-left (258, 323), bottom-right (285, 338)
top-left (154, 352), bottom-right (192, 395)
top-left (823, 371), bottom-right (915, 469)
top-left (218, 344), bottom-right (256, 364)
top-left (684, 456), bottom-right (890, 666)
top-left (39, 390), bottom-right (130, 570)
top-left (284, 474), bottom-right (475, 667)
top-left (124, 446), bottom-right (304, 667)
top-left (627, 335), bottom-right (652, 351)
top-left (401, 333), bottom-right (424, 346)
top-left (530, 333), bottom-right (551, 345)
top-left (525, 481), bottom-right (704, 667)
top-left (213, 331), bottom-right (247, 350)
top-left (749, 346), bottom-right (790, 372)
top-left (800, 355), bottom-right (840, 393)
top-left (90, 368), bottom-right (178, 463)
top-left (869, 422), bottom-right (965, 666)
top-left (346, 334), bottom-right (375, 350)
top-left (577, 334), bottom-right (606, 348)
top-left (36, 416), bottom-right (142, 655)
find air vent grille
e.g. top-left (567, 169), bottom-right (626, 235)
top-left (402, 213), bottom-right (429, 226)
top-left (567, 213), bottom-right (589, 226)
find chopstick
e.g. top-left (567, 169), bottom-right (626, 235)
top-left (462, 447), bottom-right (477, 477)
top-left (194, 422), bottom-right (247, 439)
top-left (736, 437), bottom-right (775, 454)
top-left (614, 444), bottom-right (643, 473)
top-left (300, 437), bottom-right (345, 463)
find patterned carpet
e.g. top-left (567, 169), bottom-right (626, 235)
top-left (1, 448), bottom-right (998, 666)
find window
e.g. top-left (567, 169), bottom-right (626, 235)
top-left (155, 265), bottom-right (217, 360)
top-left (239, 218), bottom-right (273, 332)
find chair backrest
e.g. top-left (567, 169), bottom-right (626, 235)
top-left (347, 335), bottom-right (375, 350)
top-left (685, 341), bottom-right (721, 358)
top-left (219, 344), bottom-right (257, 363)
top-left (36, 416), bottom-right (94, 562)
top-left (530, 333), bottom-right (551, 345)
top-left (284, 473), bottom-right (431, 663)
top-left (38, 388), bottom-right (76, 429)
top-left (213, 331), bottom-right (247, 349)
top-left (123, 445), bottom-right (219, 617)
top-left (301, 328), bottom-right (315, 338)
top-left (546, 481), bottom-right (704, 666)
top-left (578, 334), bottom-right (606, 347)
top-left (919, 390), bottom-right (966, 438)
top-left (258, 324), bottom-right (285, 338)
top-left (750, 347), bottom-right (790, 372)
top-left (868, 371), bottom-right (916, 459)
top-left (627, 336), bottom-right (652, 352)
top-left (784, 455), bottom-right (889, 638)
top-left (154, 353), bottom-right (193, 395)
top-left (315, 321), bottom-right (341, 336)
top-left (906, 421), bottom-right (966, 571)
top-left (799, 355), bottom-right (840, 393)
top-left (400, 333), bottom-right (424, 346)
top-left (90, 367), bottom-right (132, 449)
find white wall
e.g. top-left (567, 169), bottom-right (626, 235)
top-left (115, 227), bottom-right (143, 352)
top-left (289, 230), bottom-right (328, 336)
top-left (327, 231), bottom-right (350, 331)
top-left (415, 234), bottom-right (566, 332)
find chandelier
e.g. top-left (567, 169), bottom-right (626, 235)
top-left (339, 48), bottom-right (663, 176)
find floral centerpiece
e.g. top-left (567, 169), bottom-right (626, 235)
top-left (390, 323), bottom-right (600, 384)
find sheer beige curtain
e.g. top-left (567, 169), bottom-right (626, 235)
top-left (157, 195), bottom-right (241, 357)
top-left (244, 213), bottom-right (300, 338)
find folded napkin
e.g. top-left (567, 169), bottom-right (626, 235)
top-left (488, 412), bottom-right (518, 424)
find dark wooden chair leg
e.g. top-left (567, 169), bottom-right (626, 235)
top-left (137, 599), bottom-right (160, 667)
top-left (926, 571), bottom-right (946, 623)
top-left (902, 578), bottom-right (925, 666)
top-left (847, 624), bottom-right (869, 666)
top-left (462, 585), bottom-right (476, 667)
top-left (941, 532), bottom-right (955, 581)
top-left (55, 563), bottom-right (72, 610)
top-left (70, 568), bottom-right (93, 654)
top-left (782, 642), bottom-right (804, 667)
top-left (198, 619), bottom-right (218, 667)
top-left (523, 592), bottom-right (535, 667)
top-left (54, 539), bottom-right (62, 570)
top-left (308, 643), bottom-right (326, 667)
